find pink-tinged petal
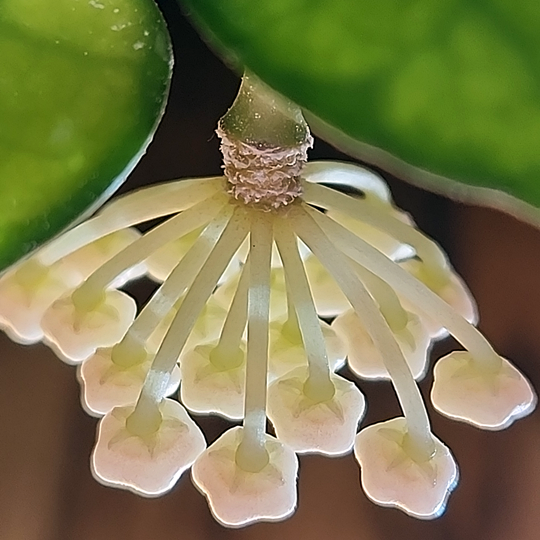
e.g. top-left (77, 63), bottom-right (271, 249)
top-left (192, 427), bottom-right (298, 528)
top-left (92, 399), bottom-right (206, 497)
top-left (333, 309), bottom-right (431, 380)
top-left (180, 343), bottom-right (246, 421)
top-left (431, 351), bottom-right (537, 430)
top-left (78, 347), bottom-right (180, 417)
top-left (354, 417), bottom-right (458, 519)
top-left (268, 368), bottom-right (365, 455)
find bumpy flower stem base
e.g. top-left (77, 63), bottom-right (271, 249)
top-left (218, 72), bottom-right (312, 210)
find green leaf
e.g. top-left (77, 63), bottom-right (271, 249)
top-left (180, 0), bottom-right (540, 214)
top-left (0, 0), bottom-right (172, 270)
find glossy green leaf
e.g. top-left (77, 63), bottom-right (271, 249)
top-left (180, 0), bottom-right (540, 214)
top-left (0, 0), bottom-right (172, 270)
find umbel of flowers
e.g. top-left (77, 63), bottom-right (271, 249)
top-left (0, 73), bottom-right (536, 526)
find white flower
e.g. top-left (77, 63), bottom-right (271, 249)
top-left (267, 367), bottom-right (366, 455)
top-left (191, 427), bottom-right (298, 527)
top-left (78, 342), bottom-right (181, 417)
top-left (332, 307), bottom-right (432, 380)
top-left (431, 351), bottom-right (537, 429)
top-left (354, 417), bottom-right (458, 519)
top-left (92, 398), bottom-right (206, 497)
top-left (0, 73), bottom-right (535, 527)
top-left (41, 289), bottom-right (137, 364)
top-left (0, 258), bottom-right (80, 344)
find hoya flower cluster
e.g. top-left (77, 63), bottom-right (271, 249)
top-left (0, 75), bottom-right (535, 527)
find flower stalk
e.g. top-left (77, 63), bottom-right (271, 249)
top-left (235, 212), bottom-right (273, 473)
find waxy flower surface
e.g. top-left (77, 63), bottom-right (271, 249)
top-left (0, 74), bottom-right (535, 527)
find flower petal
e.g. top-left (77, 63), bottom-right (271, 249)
top-left (431, 351), bottom-right (537, 429)
top-left (354, 417), bottom-right (458, 519)
top-left (78, 347), bottom-right (180, 417)
top-left (42, 289), bottom-right (136, 363)
top-left (0, 258), bottom-right (80, 344)
top-left (333, 308), bottom-right (432, 380)
top-left (191, 427), bottom-right (298, 527)
top-left (91, 399), bottom-right (206, 497)
top-left (268, 367), bottom-right (365, 455)
top-left (180, 343), bottom-right (246, 420)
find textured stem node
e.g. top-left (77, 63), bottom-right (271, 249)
top-left (218, 73), bottom-right (313, 209)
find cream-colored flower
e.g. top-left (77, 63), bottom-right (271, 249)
top-left (78, 343), bottom-right (181, 417)
top-left (0, 73), bottom-right (534, 528)
top-left (191, 427), bottom-right (298, 527)
top-left (354, 417), bottom-right (458, 519)
top-left (332, 307), bottom-right (432, 380)
top-left (431, 351), bottom-right (537, 429)
top-left (92, 398), bottom-right (206, 497)
top-left (0, 257), bottom-right (80, 344)
top-left (180, 341), bottom-right (247, 420)
top-left (267, 367), bottom-right (365, 455)
top-left (41, 289), bottom-right (137, 364)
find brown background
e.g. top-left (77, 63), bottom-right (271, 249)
top-left (2, 2), bottom-right (540, 539)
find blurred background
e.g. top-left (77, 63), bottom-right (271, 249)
top-left (1, 1), bottom-right (540, 539)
